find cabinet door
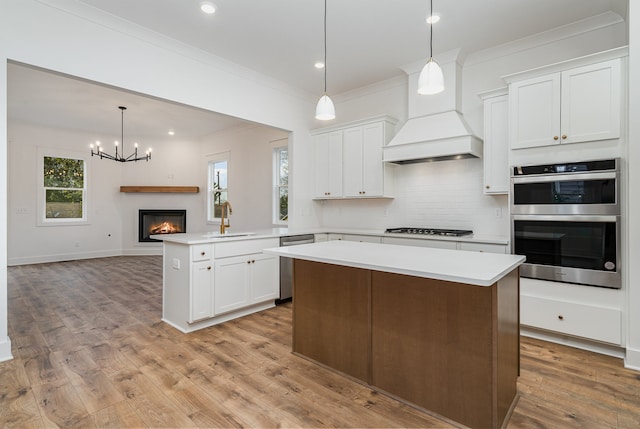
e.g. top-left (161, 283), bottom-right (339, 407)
top-left (315, 131), bottom-right (343, 198)
top-left (249, 253), bottom-right (279, 304)
top-left (190, 260), bottom-right (214, 322)
top-left (362, 122), bottom-right (384, 196)
top-left (561, 59), bottom-right (621, 144)
top-left (214, 255), bottom-right (250, 315)
top-left (483, 94), bottom-right (509, 194)
top-left (343, 127), bottom-right (364, 197)
top-left (509, 73), bottom-right (561, 149)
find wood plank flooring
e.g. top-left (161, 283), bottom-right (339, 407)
top-left (2, 256), bottom-right (640, 428)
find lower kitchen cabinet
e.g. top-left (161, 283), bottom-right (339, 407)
top-left (342, 234), bottom-right (382, 243)
top-left (520, 295), bottom-right (621, 345)
top-left (190, 260), bottom-right (214, 322)
top-left (383, 236), bottom-right (507, 253)
top-left (383, 236), bottom-right (458, 250)
top-left (161, 237), bottom-right (279, 333)
top-left (519, 277), bottom-right (623, 346)
top-left (214, 252), bottom-right (278, 315)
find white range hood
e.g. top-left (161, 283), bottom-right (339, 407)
top-left (383, 49), bottom-right (482, 164)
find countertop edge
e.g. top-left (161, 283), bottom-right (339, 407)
top-left (151, 228), bottom-right (509, 246)
top-left (264, 241), bottom-right (524, 287)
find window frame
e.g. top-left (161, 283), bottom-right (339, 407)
top-left (207, 153), bottom-right (230, 224)
top-left (37, 147), bottom-right (89, 226)
top-left (273, 145), bottom-right (288, 225)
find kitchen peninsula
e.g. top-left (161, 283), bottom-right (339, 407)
top-left (265, 240), bottom-right (525, 429)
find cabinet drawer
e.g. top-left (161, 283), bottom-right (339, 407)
top-left (342, 234), bottom-right (382, 243)
top-left (521, 295), bottom-right (621, 345)
top-left (192, 244), bottom-right (213, 261)
top-left (213, 238), bottom-right (279, 258)
top-left (458, 242), bottom-right (506, 254)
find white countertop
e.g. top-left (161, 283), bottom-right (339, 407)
top-left (264, 240), bottom-right (524, 287)
top-left (151, 227), bottom-right (509, 246)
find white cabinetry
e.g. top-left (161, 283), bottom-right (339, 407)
top-left (383, 236), bottom-right (507, 253)
top-left (342, 234), bottom-right (382, 243)
top-left (314, 131), bottom-right (343, 198)
top-left (479, 88), bottom-right (509, 194)
top-left (190, 260), bottom-right (214, 322)
top-left (214, 239), bottom-right (279, 315)
top-left (161, 237), bottom-right (279, 333)
top-left (520, 278), bottom-right (623, 346)
top-left (313, 116), bottom-right (397, 199)
top-left (343, 122), bottom-right (390, 197)
top-left (508, 58), bottom-right (621, 149)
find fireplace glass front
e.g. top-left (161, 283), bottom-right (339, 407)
top-left (139, 209), bottom-right (186, 242)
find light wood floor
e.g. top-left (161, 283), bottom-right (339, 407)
top-left (2, 256), bottom-right (639, 428)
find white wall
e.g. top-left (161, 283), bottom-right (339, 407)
top-left (626, 1), bottom-right (640, 369)
top-left (6, 121), bottom-right (212, 263)
top-left (316, 15), bottom-right (626, 238)
top-left (0, 0), bottom-right (317, 361)
top-left (201, 125), bottom-right (289, 232)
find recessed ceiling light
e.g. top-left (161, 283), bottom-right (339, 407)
top-left (200, 1), bottom-right (216, 15)
top-left (426, 14), bottom-right (440, 24)
top-left (168, 130), bottom-right (175, 136)
top-left (314, 61), bottom-right (325, 69)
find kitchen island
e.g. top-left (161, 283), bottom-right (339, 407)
top-left (265, 240), bottom-right (525, 429)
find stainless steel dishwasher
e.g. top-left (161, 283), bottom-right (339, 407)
top-left (278, 234), bottom-right (315, 303)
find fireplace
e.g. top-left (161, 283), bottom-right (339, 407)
top-left (139, 209), bottom-right (186, 242)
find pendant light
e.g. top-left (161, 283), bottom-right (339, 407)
top-left (418, 0), bottom-right (444, 95)
top-left (90, 106), bottom-right (152, 163)
top-left (315, 0), bottom-right (335, 120)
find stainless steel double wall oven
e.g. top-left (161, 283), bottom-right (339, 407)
top-left (511, 159), bottom-right (620, 289)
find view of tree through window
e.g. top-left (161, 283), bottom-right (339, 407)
top-left (43, 156), bottom-right (85, 219)
top-left (276, 147), bottom-right (288, 222)
top-left (209, 159), bottom-right (228, 220)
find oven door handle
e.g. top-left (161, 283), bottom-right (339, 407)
top-left (511, 171), bottom-right (618, 184)
top-left (512, 214), bottom-right (619, 222)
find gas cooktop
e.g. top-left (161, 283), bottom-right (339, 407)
top-left (385, 227), bottom-right (473, 237)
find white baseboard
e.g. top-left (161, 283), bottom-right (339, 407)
top-left (122, 248), bottom-right (163, 256)
top-left (7, 248), bottom-right (163, 266)
top-left (0, 337), bottom-right (13, 362)
top-left (8, 250), bottom-right (122, 266)
top-left (624, 347), bottom-right (640, 371)
top-left (521, 326), bottom-right (626, 359)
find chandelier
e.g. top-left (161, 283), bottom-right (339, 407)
top-left (90, 106), bottom-right (152, 162)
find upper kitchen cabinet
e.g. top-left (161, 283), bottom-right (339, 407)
top-left (506, 50), bottom-right (625, 150)
top-left (314, 131), bottom-right (343, 198)
top-left (312, 116), bottom-right (397, 199)
top-left (479, 88), bottom-right (509, 194)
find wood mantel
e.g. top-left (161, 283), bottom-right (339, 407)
top-left (119, 186), bottom-right (199, 193)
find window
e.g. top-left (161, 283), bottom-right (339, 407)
top-left (208, 156), bottom-right (229, 222)
top-left (38, 150), bottom-right (88, 225)
top-left (274, 147), bottom-right (288, 224)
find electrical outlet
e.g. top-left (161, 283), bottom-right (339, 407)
top-left (172, 258), bottom-right (181, 269)
top-left (494, 208), bottom-right (502, 218)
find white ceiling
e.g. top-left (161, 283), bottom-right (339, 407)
top-left (7, 0), bottom-right (628, 139)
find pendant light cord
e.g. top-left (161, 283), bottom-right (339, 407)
top-left (323, 0), bottom-right (328, 94)
top-left (429, 0), bottom-right (433, 60)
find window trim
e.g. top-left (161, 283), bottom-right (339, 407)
top-left (37, 147), bottom-right (89, 226)
top-left (207, 153), bottom-right (230, 224)
top-left (273, 144), bottom-right (288, 225)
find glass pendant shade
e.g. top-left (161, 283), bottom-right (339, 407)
top-left (315, 94), bottom-right (336, 120)
top-left (418, 58), bottom-right (444, 95)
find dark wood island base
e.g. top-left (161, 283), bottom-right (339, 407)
top-left (293, 259), bottom-right (520, 429)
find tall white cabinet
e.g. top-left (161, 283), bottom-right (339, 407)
top-left (312, 116), bottom-right (397, 199)
top-left (479, 88), bottom-right (509, 194)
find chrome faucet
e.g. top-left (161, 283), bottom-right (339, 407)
top-left (219, 201), bottom-right (232, 234)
